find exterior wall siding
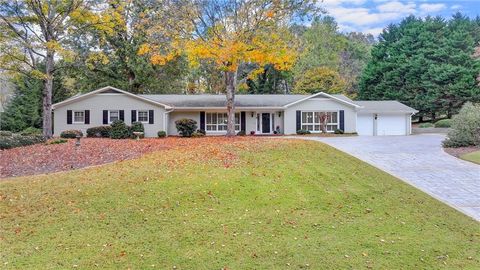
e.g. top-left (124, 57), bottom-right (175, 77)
top-left (54, 93), bottom-right (166, 137)
top-left (283, 99), bottom-right (357, 134)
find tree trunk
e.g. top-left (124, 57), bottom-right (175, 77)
top-left (225, 70), bottom-right (236, 137)
top-left (42, 50), bottom-right (54, 138)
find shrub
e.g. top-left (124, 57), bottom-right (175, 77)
top-left (434, 119), bottom-right (452, 128)
top-left (175, 118), bottom-right (197, 137)
top-left (157, 131), bottom-right (167, 138)
top-left (47, 138), bottom-right (68, 145)
top-left (86, 126), bottom-right (112, 138)
top-left (60, 130), bottom-right (83, 139)
top-left (110, 120), bottom-right (130, 139)
top-left (130, 122), bottom-right (145, 138)
top-left (418, 123), bottom-right (434, 128)
top-left (334, 129), bottom-right (344, 134)
top-left (237, 130), bottom-right (246, 136)
top-left (191, 131), bottom-right (205, 137)
top-left (296, 129), bottom-right (311, 135)
top-left (0, 133), bottom-right (45, 150)
top-left (20, 127), bottom-right (42, 136)
top-left (250, 131), bottom-right (256, 135)
top-left (0, 131), bottom-right (13, 137)
top-left (443, 102), bottom-right (480, 147)
top-left (196, 129), bottom-right (206, 135)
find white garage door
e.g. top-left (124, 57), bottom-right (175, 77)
top-left (357, 113), bottom-right (374, 136)
top-left (376, 114), bottom-right (407, 136)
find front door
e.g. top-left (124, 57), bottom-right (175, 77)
top-left (261, 113), bottom-right (271, 134)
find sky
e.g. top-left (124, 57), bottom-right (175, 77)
top-left (321, 0), bottom-right (480, 36)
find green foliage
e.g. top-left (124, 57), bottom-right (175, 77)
top-left (47, 139), bottom-right (68, 145)
top-left (296, 129), bottom-right (311, 135)
top-left (60, 130), bottom-right (83, 139)
top-left (419, 123), bottom-right (434, 128)
top-left (434, 119), bottom-right (452, 128)
top-left (293, 67), bottom-right (346, 94)
top-left (20, 127), bottom-right (42, 136)
top-left (86, 126), bottom-right (112, 138)
top-left (191, 131), bottom-right (205, 137)
top-left (359, 14), bottom-right (480, 118)
top-left (443, 102), bottom-right (480, 147)
top-left (334, 129), bottom-right (344, 134)
top-left (110, 120), bottom-right (130, 139)
top-left (157, 131), bottom-right (167, 138)
top-left (175, 119), bottom-right (197, 137)
top-left (131, 122), bottom-right (145, 133)
top-left (0, 132), bottom-right (45, 150)
top-left (236, 130), bottom-right (246, 136)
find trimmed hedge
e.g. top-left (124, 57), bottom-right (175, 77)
top-left (60, 130), bottom-right (83, 139)
top-left (157, 131), bottom-right (167, 138)
top-left (443, 102), bottom-right (480, 147)
top-left (334, 129), bottom-right (344, 134)
top-left (175, 118), bottom-right (197, 137)
top-left (434, 119), bottom-right (452, 128)
top-left (110, 120), bottom-right (130, 139)
top-left (20, 127), bottom-right (42, 136)
top-left (0, 132), bottom-right (46, 150)
top-left (86, 126), bottom-right (112, 138)
top-left (419, 123), bottom-right (434, 128)
top-left (296, 129), bottom-right (311, 135)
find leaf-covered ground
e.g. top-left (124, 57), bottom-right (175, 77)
top-left (0, 137), bottom-right (250, 178)
top-left (0, 138), bottom-right (479, 269)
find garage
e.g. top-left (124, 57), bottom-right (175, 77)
top-left (355, 101), bottom-right (417, 136)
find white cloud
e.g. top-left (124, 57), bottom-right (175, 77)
top-left (419, 3), bottom-right (446, 13)
top-left (451, 4), bottom-right (462, 10)
top-left (327, 6), bottom-right (404, 26)
top-left (362, 27), bottom-right (384, 36)
top-left (377, 1), bottom-right (416, 14)
top-left (322, 0), bottom-right (367, 7)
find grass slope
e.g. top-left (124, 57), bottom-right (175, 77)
top-left (461, 150), bottom-right (480, 165)
top-left (0, 139), bottom-right (479, 269)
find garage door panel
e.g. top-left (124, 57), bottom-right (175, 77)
top-left (357, 114), bottom-right (374, 136)
top-left (377, 114), bottom-right (406, 136)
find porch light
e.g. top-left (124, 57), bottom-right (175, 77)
top-left (278, 112), bottom-right (282, 117)
top-left (251, 112), bottom-right (255, 117)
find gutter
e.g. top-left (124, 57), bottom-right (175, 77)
top-left (163, 108), bottom-right (174, 136)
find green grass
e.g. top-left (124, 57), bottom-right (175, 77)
top-left (461, 150), bottom-right (480, 165)
top-left (1, 139), bottom-right (479, 269)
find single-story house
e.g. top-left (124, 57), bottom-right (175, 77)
top-left (52, 86), bottom-right (418, 137)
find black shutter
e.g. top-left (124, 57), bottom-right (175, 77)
top-left (67, 110), bottom-right (72, 124)
top-left (119, 110), bottom-right (125, 121)
top-left (131, 110), bottom-right (137, 122)
top-left (200, 111), bottom-right (205, 130)
top-left (84, 110), bottom-right (90, 124)
top-left (240, 111), bottom-right (246, 131)
top-left (339, 110), bottom-right (345, 131)
top-left (103, 110), bottom-right (108, 124)
top-left (149, 110), bottom-right (154, 124)
top-left (296, 110), bottom-right (301, 131)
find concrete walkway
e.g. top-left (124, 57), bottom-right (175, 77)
top-left (299, 134), bottom-right (480, 221)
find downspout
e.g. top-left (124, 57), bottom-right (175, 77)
top-left (164, 108), bottom-right (174, 136)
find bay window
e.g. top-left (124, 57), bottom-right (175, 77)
top-left (301, 111), bottom-right (338, 132)
top-left (206, 112), bottom-right (240, 131)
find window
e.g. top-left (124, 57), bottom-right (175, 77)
top-left (73, 111), bottom-right (85, 124)
top-left (301, 111), bottom-right (338, 132)
top-left (206, 112), bottom-right (240, 131)
top-left (138, 110), bottom-right (149, 123)
top-left (109, 110), bottom-right (119, 123)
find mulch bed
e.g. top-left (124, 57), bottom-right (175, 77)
top-left (0, 137), bottom-right (250, 178)
top-left (444, 146), bottom-right (480, 158)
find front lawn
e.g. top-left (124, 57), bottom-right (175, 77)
top-left (0, 139), bottom-right (478, 269)
top-left (461, 150), bottom-right (480, 165)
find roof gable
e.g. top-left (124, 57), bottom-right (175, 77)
top-left (52, 86), bottom-right (172, 109)
top-left (283, 92), bottom-right (361, 108)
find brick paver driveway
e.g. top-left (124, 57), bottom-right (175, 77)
top-left (301, 134), bottom-right (480, 221)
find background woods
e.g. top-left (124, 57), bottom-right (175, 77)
top-left (1, 1), bottom-right (479, 134)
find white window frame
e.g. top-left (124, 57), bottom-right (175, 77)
top-left (301, 111), bottom-right (339, 132)
top-left (72, 110), bottom-right (85, 124)
top-left (205, 112), bottom-right (240, 132)
top-left (108, 110), bottom-right (120, 123)
top-left (137, 110), bottom-right (149, 123)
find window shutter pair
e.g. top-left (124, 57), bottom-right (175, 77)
top-left (103, 110), bottom-right (124, 124)
top-left (67, 110), bottom-right (89, 124)
top-left (131, 110), bottom-right (154, 124)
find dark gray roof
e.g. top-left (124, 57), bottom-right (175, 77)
top-left (140, 94), bottom-right (355, 108)
top-left (355, 101), bottom-right (418, 113)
